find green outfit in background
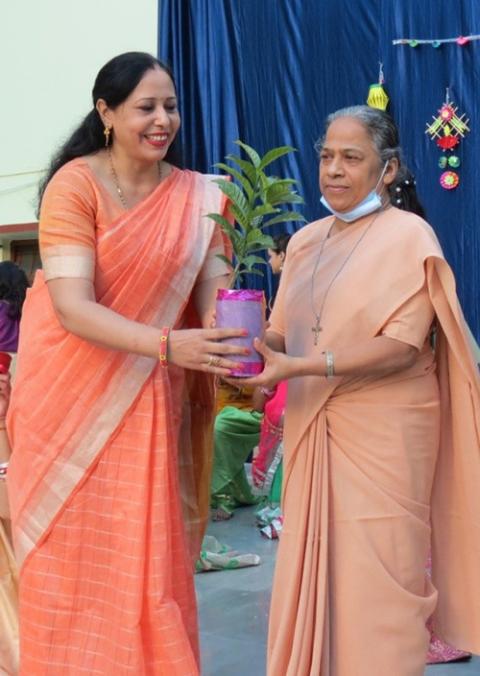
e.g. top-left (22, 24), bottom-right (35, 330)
top-left (210, 406), bottom-right (263, 516)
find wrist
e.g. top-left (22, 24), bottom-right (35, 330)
top-left (293, 355), bottom-right (328, 378)
top-left (158, 327), bottom-right (170, 367)
top-left (288, 355), bottom-right (312, 378)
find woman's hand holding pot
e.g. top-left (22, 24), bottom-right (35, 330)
top-left (168, 328), bottom-right (250, 375)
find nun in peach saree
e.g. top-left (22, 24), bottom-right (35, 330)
top-left (246, 106), bottom-right (480, 676)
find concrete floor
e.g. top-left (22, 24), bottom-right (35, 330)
top-left (196, 505), bottom-right (480, 676)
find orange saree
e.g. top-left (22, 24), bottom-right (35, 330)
top-left (0, 520), bottom-right (18, 675)
top-left (267, 208), bottom-right (480, 676)
top-left (6, 159), bottom-right (230, 675)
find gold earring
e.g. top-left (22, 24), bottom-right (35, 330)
top-left (104, 126), bottom-right (111, 147)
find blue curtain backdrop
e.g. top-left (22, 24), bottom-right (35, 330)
top-left (159, 0), bottom-right (480, 339)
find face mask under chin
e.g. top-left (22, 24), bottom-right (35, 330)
top-left (320, 161), bottom-right (389, 224)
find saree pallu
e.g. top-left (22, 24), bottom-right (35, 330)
top-left (267, 208), bottom-right (480, 676)
top-left (0, 520), bottom-right (18, 675)
top-left (7, 163), bottom-right (229, 675)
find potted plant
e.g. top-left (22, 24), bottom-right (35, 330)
top-left (207, 141), bottom-right (305, 376)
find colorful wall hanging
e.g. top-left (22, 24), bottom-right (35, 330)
top-left (366, 63), bottom-right (389, 111)
top-left (393, 33), bottom-right (480, 48)
top-left (425, 88), bottom-right (470, 190)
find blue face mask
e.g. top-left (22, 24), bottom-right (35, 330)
top-left (320, 162), bottom-right (389, 223)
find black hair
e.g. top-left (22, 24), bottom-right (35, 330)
top-left (319, 105), bottom-right (426, 219)
top-left (271, 233), bottom-right (291, 255)
top-left (0, 261), bottom-right (30, 320)
top-left (37, 51), bottom-right (180, 213)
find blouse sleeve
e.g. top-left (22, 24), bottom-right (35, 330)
top-left (268, 254), bottom-right (289, 338)
top-left (196, 223), bottom-right (232, 282)
top-left (380, 282), bottom-right (435, 350)
top-left (39, 164), bottom-right (97, 282)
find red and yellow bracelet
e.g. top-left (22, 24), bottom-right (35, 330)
top-left (158, 327), bottom-right (170, 367)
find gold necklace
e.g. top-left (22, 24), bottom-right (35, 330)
top-left (309, 210), bottom-right (382, 345)
top-left (108, 147), bottom-right (163, 209)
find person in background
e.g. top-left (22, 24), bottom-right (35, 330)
top-left (210, 234), bottom-right (291, 521)
top-left (251, 380), bottom-right (287, 538)
top-left (209, 385), bottom-right (263, 520)
top-left (6, 51), bottom-right (247, 675)
top-left (245, 106), bottom-right (480, 675)
top-left (0, 261), bottom-right (29, 371)
top-left (267, 234), bottom-right (290, 275)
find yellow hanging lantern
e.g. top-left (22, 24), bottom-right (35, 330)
top-left (367, 83), bottom-right (389, 111)
top-left (367, 63), bottom-right (389, 111)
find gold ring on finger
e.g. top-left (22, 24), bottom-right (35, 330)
top-left (207, 356), bottom-right (215, 367)
top-left (212, 356), bottom-right (222, 367)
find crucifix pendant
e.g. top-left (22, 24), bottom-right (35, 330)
top-left (312, 317), bottom-right (322, 345)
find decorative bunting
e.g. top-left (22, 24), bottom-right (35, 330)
top-left (393, 33), bottom-right (480, 47)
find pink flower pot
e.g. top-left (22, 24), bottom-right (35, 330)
top-left (216, 289), bottom-right (265, 377)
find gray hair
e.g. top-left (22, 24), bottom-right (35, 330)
top-left (316, 105), bottom-right (424, 216)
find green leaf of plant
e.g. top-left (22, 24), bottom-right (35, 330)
top-left (246, 227), bottom-right (264, 242)
top-left (274, 193), bottom-right (305, 205)
top-left (225, 155), bottom-right (258, 186)
top-left (263, 211), bottom-right (306, 227)
top-left (205, 212), bottom-right (234, 231)
top-left (250, 204), bottom-right (279, 220)
top-left (229, 204), bottom-right (249, 233)
top-left (207, 140), bottom-right (306, 283)
top-left (259, 145), bottom-right (297, 170)
top-left (266, 178), bottom-right (299, 188)
top-left (244, 254), bottom-right (267, 267)
top-left (214, 162), bottom-right (254, 200)
top-left (238, 266), bottom-right (264, 278)
top-left (212, 179), bottom-right (249, 218)
top-left (235, 140), bottom-right (261, 168)
top-left (266, 188), bottom-right (305, 206)
top-left (245, 234), bottom-right (275, 251)
top-left (217, 220), bottom-right (243, 250)
top-left (215, 253), bottom-right (234, 270)
top-left (265, 181), bottom-right (303, 204)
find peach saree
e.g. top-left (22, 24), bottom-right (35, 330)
top-left (6, 159), bottom-right (229, 675)
top-left (0, 520), bottom-right (18, 675)
top-left (268, 208), bottom-right (480, 676)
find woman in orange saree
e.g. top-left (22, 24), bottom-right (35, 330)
top-left (6, 52), bottom-right (246, 675)
top-left (247, 107), bottom-right (480, 675)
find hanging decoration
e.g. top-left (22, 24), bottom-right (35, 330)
top-left (393, 33), bottom-right (480, 47)
top-left (425, 88), bottom-right (470, 190)
top-left (366, 63), bottom-right (389, 111)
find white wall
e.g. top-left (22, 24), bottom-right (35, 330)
top-left (0, 0), bottom-right (158, 227)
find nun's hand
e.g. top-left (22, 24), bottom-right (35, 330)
top-left (235, 338), bottom-right (296, 389)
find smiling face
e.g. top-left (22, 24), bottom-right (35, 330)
top-left (97, 66), bottom-right (180, 164)
top-left (319, 116), bottom-right (395, 214)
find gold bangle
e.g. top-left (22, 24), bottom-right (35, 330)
top-left (158, 327), bottom-right (170, 367)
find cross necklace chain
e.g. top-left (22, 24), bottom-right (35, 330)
top-left (310, 211), bottom-right (382, 345)
top-left (108, 147), bottom-right (163, 209)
